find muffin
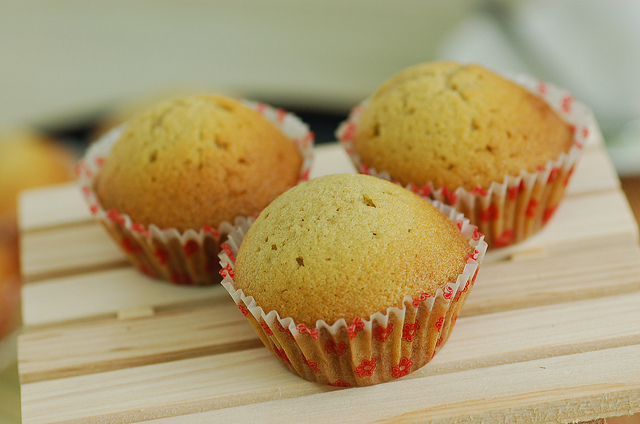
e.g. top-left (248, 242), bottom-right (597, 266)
top-left (0, 129), bottom-right (76, 342)
top-left (78, 94), bottom-right (314, 285)
top-left (220, 173), bottom-right (487, 386)
top-left (89, 88), bottom-right (239, 142)
top-left (0, 128), bottom-right (76, 221)
top-left (337, 62), bottom-right (600, 247)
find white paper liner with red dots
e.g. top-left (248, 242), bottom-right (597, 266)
top-left (337, 73), bottom-right (602, 248)
top-left (77, 100), bottom-right (314, 285)
top-left (219, 202), bottom-right (487, 387)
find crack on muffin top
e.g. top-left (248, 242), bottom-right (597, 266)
top-left (353, 62), bottom-right (573, 191)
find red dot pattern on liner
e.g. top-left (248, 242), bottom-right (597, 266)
top-left (412, 292), bottom-right (432, 308)
top-left (372, 323), bottom-right (393, 342)
top-left (296, 323), bottom-right (319, 340)
top-left (435, 337), bottom-right (443, 348)
top-left (277, 322), bottom-right (295, 341)
top-left (402, 322), bottom-right (421, 342)
top-left (435, 316), bottom-right (445, 332)
top-left (480, 203), bottom-right (499, 223)
top-left (324, 340), bottom-right (348, 357)
top-left (392, 356), bottom-right (413, 379)
top-left (121, 237), bottom-right (141, 254)
top-left (329, 380), bottom-right (352, 388)
top-left (202, 225), bottom-right (220, 238)
top-left (260, 321), bottom-right (274, 336)
top-left (107, 209), bottom-right (125, 226)
top-left (154, 247), bottom-right (169, 265)
top-left (467, 249), bottom-right (481, 264)
top-left (472, 185), bottom-right (488, 196)
top-left (443, 285), bottom-right (454, 300)
top-left (301, 353), bottom-right (319, 373)
top-left (300, 167), bottom-right (311, 182)
top-left (494, 229), bottom-right (514, 248)
top-left (220, 263), bottom-right (235, 279)
top-left (183, 240), bottom-right (200, 258)
top-left (273, 345), bottom-right (291, 364)
top-left (138, 265), bottom-right (156, 279)
top-left (564, 166), bottom-right (576, 187)
top-left (237, 303), bottom-right (249, 317)
top-left (561, 95), bottom-right (574, 114)
top-left (440, 185), bottom-right (458, 205)
top-left (537, 81), bottom-right (548, 95)
top-left (471, 268), bottom-right (480, 285)
top-left (221, 243), bottom-right (236, 263)
top-left (548, 167), bottom-right (560, 184)
top-left (408, 183), bottom-right (430, 197)
top-left (130, 222), bottom-right (148, 237)
top-left (170, 272), bottom-right (192, 285)
top-left (526, 199), bottom-right (539, 218)
top-left (355, 358), bottom-right (377, 378)
top-left (347, 317), bottom-right (365, 340)
top-left (543, 206), bottom-right (557, 224)
top-left (507, 183), bottom-right (522, 200)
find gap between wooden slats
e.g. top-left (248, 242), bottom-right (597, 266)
top-left (18, 289), bottom-right (640, 423)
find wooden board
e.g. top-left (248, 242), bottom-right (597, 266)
top-left (17, 141), bottom-right (640, 424)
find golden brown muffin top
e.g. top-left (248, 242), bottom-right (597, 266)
top-left (95, 95), bottom-right (302, 232)
top-left (353, 62), bottom-right (574, 191)
top-left (234, 173), bottom-right (472, 326)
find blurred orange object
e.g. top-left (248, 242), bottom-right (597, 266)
top-left (0, 128), bottom-right (77, 341)
top-left (0, 242), bottom-right (20, 339)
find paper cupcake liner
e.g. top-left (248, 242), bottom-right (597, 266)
top-left (77, 101), bottom-right (314, 285)
top-left (337, 73), bottom-right (602, 248)
top-left (219, 202), bottom-right (487, 386)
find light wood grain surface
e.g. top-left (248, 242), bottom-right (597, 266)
top-left (14, 141), bottom-right (640, 423)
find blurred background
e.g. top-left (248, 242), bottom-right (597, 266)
top-left (1, 1), bottom-right (639, 422)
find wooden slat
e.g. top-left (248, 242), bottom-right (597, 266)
top-left (467, 242), bottom-right (640, 316)
top-left (18, 183), bottom-right (93, 232)
top-left (141, 345), bottom-right (640, 424)
top-left (18, 291), bottom-right (640, 422)
top-left (569, 141), bottom-right (620, 195)
top-left (482, 188), bottom-right (638, 263)
top-left (19, 302), bottom-right (260, 384)
top-left (20, 267), bottom-right (223, 328)
top-left (20, 222), bottom-right (127, 283)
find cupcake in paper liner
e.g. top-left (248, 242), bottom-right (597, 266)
top-left (77, 94), bottom-right (314, 285)
top-left (337, 61), bottom-right (601, 247)
top-left (219, 174), bottom-right (487, 386)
